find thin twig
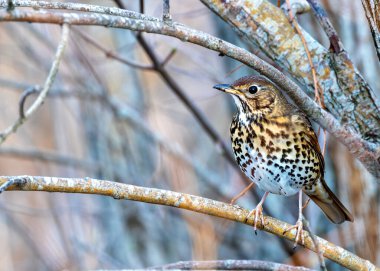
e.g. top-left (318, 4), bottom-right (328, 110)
top-left (0, 176), bottom-right (377, 271)
top-left (73, 28), bottom-right (155, 70)
top-left (306, 0), bottom-right (342, 53)
top-left (6, 0), bottom-right (13, 11)
top-left (361, 0), bottom-right (380, 62)
top-left (0, 147), bottom-right (101, 171)
top-left (285, 0), bottom-right (323, 106)
top-left (163, 0), bottom-right (171, 21)
top-left (137, 33), bottom-right (240, 168)
top-left (104, 97), bottom-right (230, 200)
top-left (153, 259), bottom-right (316, 270)
top-left (18, 86), bottom-right (39, 118)
top-left (160, 48), bottom-right (177, 67)
top-left (0, 23), bottom-right (70, 144)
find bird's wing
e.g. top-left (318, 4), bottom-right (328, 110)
top-left (292, 112), bottom-right (325, 174)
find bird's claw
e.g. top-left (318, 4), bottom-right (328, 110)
top-left (283, 219), bottom-right (305, 248)
top-left (246, 205), bottom-right (265, 233)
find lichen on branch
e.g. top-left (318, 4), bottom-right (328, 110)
top-left (0, 176), bottom-right (377, 271)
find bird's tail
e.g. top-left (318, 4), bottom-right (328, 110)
top-left (304, 179), bottom-right (354, 224)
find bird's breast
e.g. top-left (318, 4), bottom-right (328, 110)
top-left (230, 115), bottom-right (320, 196)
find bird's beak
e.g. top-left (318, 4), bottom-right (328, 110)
top-left (213, 84), bottom-right (239, 95)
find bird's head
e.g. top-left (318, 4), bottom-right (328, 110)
top-left (214, 75), bottom-right (289, 118)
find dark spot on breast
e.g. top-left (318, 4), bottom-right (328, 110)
top-left (260, 136), bottom-right (266, 147)
top-left (266, 128), bottom-right (275, 137)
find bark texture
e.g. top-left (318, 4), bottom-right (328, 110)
top-left (201, 0), bottom-right (380, 145)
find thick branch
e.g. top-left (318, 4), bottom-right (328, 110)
top-left (200, 0), bottom-right (380, 145)
top-left (0, 176), bottom-right (377, 271)
top-left (0, 6), bottom-right (378, 177)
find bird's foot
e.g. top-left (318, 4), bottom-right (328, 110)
top-left (245, 205), bottom-right (264, 235)
top-left (283, 218), bottom-right (305, 249)
top-left (244, 192), bottom-right (269, 235)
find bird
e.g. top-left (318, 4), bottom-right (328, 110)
top-left (213, 75), bottom-right (353, 245)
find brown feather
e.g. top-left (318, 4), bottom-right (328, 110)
top-left (306, 178), bottom-right (354, 223)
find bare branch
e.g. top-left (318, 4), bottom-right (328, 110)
top-left (0, 176), bottom-right (377, 271)
top-left (306, 0), bottom-right (343, 53)
top-left (361, 0), bottom-right (380, 62)
top-left (153, 259), bottom-right (316, 270)
top-left (162, 0), bottom-right (171, 21)
top-left (9, 0), bottom-right (159, 22)
top-left (73, 29), bottom-right (155, 70)
top-left (0, 23), bottom-right (70, 144)
top-left (18, 86), bottom-right (39, 118)
top-left (0, 147), bottom-right (100, 171)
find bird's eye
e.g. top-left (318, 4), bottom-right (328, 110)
top-left (248, 85), bottom-right (258, 94)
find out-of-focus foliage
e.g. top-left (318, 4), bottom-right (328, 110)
top-left (0, 0), bottom-right (378, 270)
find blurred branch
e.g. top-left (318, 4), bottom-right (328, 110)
top-left (0, 23), bottom-right (70, 145)
top-left (104, 97), bottom-right (230, 199)
top-left (0, 175), bottom-right (377, 271)
top-left (0, 4), bottom-right (378, 178)
top-left (73, 29), bottom-right (155, 71)
top-left (0, 147), bottom-right (100, 171)
top-left (153, 259), bottom-right (316, 270)
top-left (0, 79), bottom-right (231, 197)
top-left (1, 206), bottom-right (53, 269)
top-left (361, 0), bottom-right (380, 62)
top-left (162, 0), bottom-right (171, 21)
top-left (305, 0), bottom-right (343, 53)
top-left (117, 0), bottom-right (268, 217)
top-left (136, 33), bottom-right (239, 170)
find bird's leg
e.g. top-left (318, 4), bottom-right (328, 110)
top-left (245, 191), bottom-right (269, 235)
top-left (230, 182), bottom-right (254, 205)
top-left (283, 191), bottom-right (305, 248)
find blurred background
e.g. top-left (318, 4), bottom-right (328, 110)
top-left (0, 0), bottom-right (379, 270)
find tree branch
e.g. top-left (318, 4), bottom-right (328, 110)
top-left (0, 4), bottom-right (378, 178)
top-left (200, 0), bottom-right (380, 145)
top-left (361, 0), bottom-right (380, 62)
top-left (0, 176), bottom-right (377, 271)
top-left (0, 22), bottom-right (70, 144)
top-left (152, 259), bottom-right (316, 270)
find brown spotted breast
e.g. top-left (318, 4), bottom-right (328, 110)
top-left (230, 112), bottom-right (321, 196)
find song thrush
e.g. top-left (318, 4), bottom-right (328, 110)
top-left (214, 75), bottom-right (353, 245)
